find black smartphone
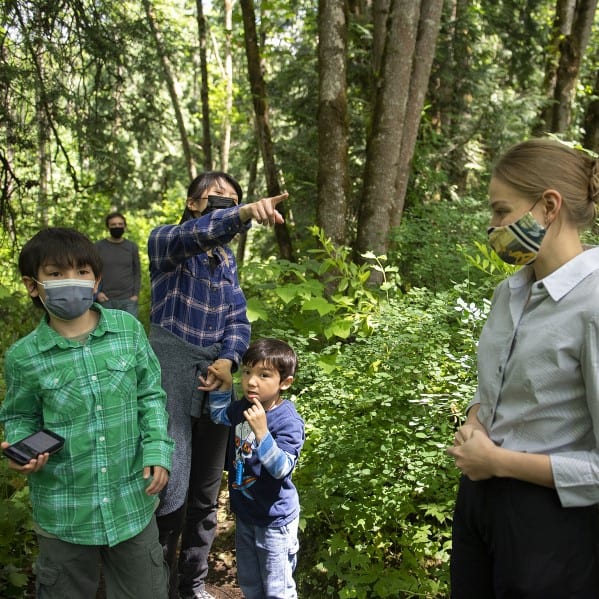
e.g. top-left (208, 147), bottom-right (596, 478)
top-left (2, 429), bottom-right (65, 465)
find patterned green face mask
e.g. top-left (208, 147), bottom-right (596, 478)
top-left (487, 211), bottom-right (546, 266)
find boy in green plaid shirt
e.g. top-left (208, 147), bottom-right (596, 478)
top-left (0, 228), bottom-right (174, 599)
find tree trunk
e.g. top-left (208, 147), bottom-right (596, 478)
top-left (356, 0), bottom-right (418, 262)
top-left (583, 68), bottom-right (599, 153)
top-left (196, 0), bottom-right (213, 171)
top-left (316, 0), bottom-right (350, 247)
top-left (240, 0), bottom-right (293, 261)
top-left (356, 0), bottom-right (441, 264)
top-left (552, 0), bottom-right (597, 132)
top-left (372, 0), bottom-right (390, 79)
top-left (537, 0), bottom-right (574, 132)
top-left (14, 3), bottom-right (79, 196)
top-left (236, 145), bottom-right (259, 267)
top-left (536, 0), bottom-right (598, 133)
top-left (143, 0), bottom-right (196, 181)
top-left (222, 0), bottom-right (233, 172)
top-left (391, 0), bottom-right (443, 228)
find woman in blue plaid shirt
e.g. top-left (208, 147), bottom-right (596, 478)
top-left (148, 171), bottom-right (286, 599)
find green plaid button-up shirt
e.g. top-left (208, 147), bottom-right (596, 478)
top-left (0, 305), bottom-right (174, 546)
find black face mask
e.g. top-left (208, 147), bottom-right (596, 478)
top-left (201, 195), bottom-right (237, 215)
top-left (109, 227), bottom-right (125, 239)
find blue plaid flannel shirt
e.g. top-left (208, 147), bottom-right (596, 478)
top-left (148, 208), bottom-right (251, 368)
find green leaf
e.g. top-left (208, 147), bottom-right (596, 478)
top-left (317, 352), bottom-right (339, 373)
top-left (301, 296), bottom-right (335, 316)
top-left (324, 318), bottom-right (353, 339)
top-left (246, 298), bottom-right (268, 322)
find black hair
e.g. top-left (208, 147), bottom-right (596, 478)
top-left (19, 227), bottom-right (103, 308)
top-left (180, 171), bottom-right (243, 224)
top-left (242, 338), bottom-right (298, 381)
top-left (105, 211), bottom-right (127, 227)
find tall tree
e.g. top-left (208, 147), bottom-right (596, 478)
top-left (355, 0), bottom-right (443, 262)
top-left (433, 0), bottom-right (473, 196)
top-left (316, 0), bottom-right (350, 247)
top-left (143, 0), bottom-right (196, 180)
top-left (391, 0), bottom-right (444, 228)
top-left (537, 0), bottom-right (598, 133)
top-left (583, 67), bottom-right (599, 152)
top-left (221, 0), bottom-right (233, 171)
top-left (196, 0), bottom-right (213, 170)
top-left (239, 0), bottom-right (293, 260)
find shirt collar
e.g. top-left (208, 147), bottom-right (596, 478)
top-left (508, 246), bottom-right (599, 302)
top-left (35, 304), bottom-right (123, 351)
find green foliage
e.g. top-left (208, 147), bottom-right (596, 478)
top-left (389, 197), bottom-right (490, 292)
top-left (458, 240), bottom-right (517, 286)
top-left (243, 227), bottom-right (400, 351)
top-left (0, 460), bottom-right (36, 598)
top-left (293, 282), bottom-right (490, 598)
top-left (0, 291), bottom-right (41, 597)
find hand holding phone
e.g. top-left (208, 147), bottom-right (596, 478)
top-left (2, 430), bottom-right (65, 469)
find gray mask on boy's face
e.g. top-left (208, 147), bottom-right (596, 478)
top-left (35, 279), bottom-right (96, 321)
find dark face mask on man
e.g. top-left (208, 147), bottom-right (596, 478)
top-left (109, 227), bottom-right (125, 239)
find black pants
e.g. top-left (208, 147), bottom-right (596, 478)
top-left (451, 476), bottom-right (599, 599)
top-left (157, 415), bottom-right (229, 599)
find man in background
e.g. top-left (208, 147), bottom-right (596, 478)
top-left (95, 212), bottom-right (141, 317)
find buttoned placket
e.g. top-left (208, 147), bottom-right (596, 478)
top-left (79, 340), bottom-right (115, 543)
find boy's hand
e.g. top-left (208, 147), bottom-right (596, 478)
top-left (198, 359), bottom-right (233, 392)
top-left (243, 397), bottom-right (268, 442)
top-left (143, 466), bottom-right (169, 495)
top-left (1, 441), bottom-right (49, 473)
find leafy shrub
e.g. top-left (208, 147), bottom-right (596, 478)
top-left (389, 197), bottom-right (490, 292)
top-left (0, 290), bottom-right (40, 597)
top-left (293, 283), bottom-right (490, 598)
top-left (0, 460), bottom-right (35, 597)
top-left (243, 227), bottom-right (400, 348)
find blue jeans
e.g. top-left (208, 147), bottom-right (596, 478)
top-left (235, 515), bottom-right (299, 599)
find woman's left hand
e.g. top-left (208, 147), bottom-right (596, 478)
top-left (198, 359), bottom-right (233, 392)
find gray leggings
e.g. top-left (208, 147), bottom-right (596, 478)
top-left (35, 516), bottom-right (168, 599)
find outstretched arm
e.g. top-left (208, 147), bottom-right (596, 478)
top-left (239, 193), bottom-right (288, 226)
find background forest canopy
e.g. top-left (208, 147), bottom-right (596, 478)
top-left (1, 0), bottom-right (598, 286)
top-left (1, 1), bottom-right (599, 597)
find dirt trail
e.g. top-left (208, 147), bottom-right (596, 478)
top-left (205, 485), bottom-right (243, 598)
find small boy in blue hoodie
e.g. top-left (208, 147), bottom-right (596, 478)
top-left (201, 338), bottom-right (304, 599)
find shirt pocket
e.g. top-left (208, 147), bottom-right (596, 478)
top-left (39, 369), bottom-right (82, 419)
top-left (103, 354), bottom-right (137, 402)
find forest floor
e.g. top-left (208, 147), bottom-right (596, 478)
top-left (204, 483), bottom-right (243, 599)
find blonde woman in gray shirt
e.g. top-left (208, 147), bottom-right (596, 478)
top-left (447, 138), bottom-right (599, 598)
